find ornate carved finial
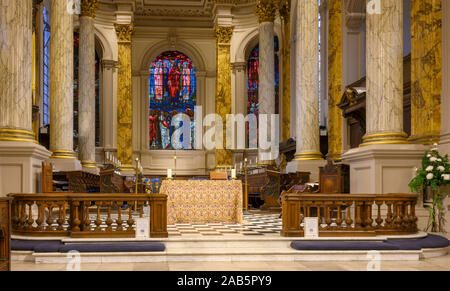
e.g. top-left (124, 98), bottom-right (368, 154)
top-left (255, 0), bottom-right (279, 23)
top-left (81, 0), bottom-right (98, 18)
top-left (214, 26), bottom-right (234, 44)
top-left (279, 0), bottom-right (290, 20)
top-left (114, 24), bottom-right (134, 43)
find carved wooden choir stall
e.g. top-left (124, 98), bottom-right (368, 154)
top-left (0, 198), bottom-right (11, 271)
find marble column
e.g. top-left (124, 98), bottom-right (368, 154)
top-left (115, 24), bottom-right (134, 173)
top-left (255, 0), bottom-right (277, 164)
top-left (409, 0), bottom-right (442, 145)
top-left (0, 0), bottom-right (34, 142)
top-left (214, 26), bottom-right (234, 168)
top-left (0, 0), bottom-right (51, 196)
top-left (280, 0), bottom-right (291, 142)
top-left (49, 0), bottom-right (81, 171)
top-left (441, 0), bottom-right (450, 154)
top-left (362, 0), bottom-right (407, 145)
top-left (294, 0), bottom-right (322, 160)
top-left (327, 0), bottom-right (343, 160)
top-left (78, 0), bottom-right (98, 173)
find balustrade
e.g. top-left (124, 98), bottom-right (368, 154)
top-left (9, 193), bottom-right (168, 238)
top-left (281, 193), bottom-right (417, 237)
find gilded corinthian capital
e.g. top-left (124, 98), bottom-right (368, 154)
top-left (81, 0), bottom-right (98, 18)
top-left (114, 24), bottom-right (134, 43)
top-left (255, 0), bottom-right (279, 23)
top-left (214, 26), bottom-right (234, 44)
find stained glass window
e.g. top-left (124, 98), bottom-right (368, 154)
top-left (247, 37), bottom-right (280, 145)
top-left (148, 51), bottom-right (197, 150)
top-left (43, 6), bottom-right (50, 126)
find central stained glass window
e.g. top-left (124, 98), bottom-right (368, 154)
top-left (149, 51), bottom-right (197, 150)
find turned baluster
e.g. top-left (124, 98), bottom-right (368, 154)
top-left (364, 201), bottom-right (374, 230)
top-left (317, 203), bottom-right (323, 229)
top-left (105, 201), bottom-right (113, 232)
top-left (385, 201), bottom-right (393, 229)
top-left (26, 201), bottom-right (34, 230)
top-left (325, 202), bottom-right (332, 230)
top-left (19, 201), bottom-right (26, 231)
top-left (95, 201), bottom-right (102, 232)
top-left (83, 202), bottom-right (92, 232)
top-left (336, 201), bottom-right (343, 229)
top-left (35, 201), bottom-right (44, 231)
top-left (354, 201), bottom-right (363, 230)
top-left (46, 202), bottom-right (55, 231)
top-left (393, 201), bottom-right (402, 230)
top-left (127, 203), bottom-right (134, 232)
top-left (345, 201), bottom-right (353, 229)
top-left (139, 202), bottom-right (144, 218)
top-left (71, 201), bottom-right (81, 232)
top-left (375, 201), bottom-right (383, 229)
top-left (57, 201), bottom-right (65, 231)
top-left (116, 201), bottom-right (124, 232)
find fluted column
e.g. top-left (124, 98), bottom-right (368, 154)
top-left (255, 0), bottom-right (277, 164)
top-left (327, 0), bottom-right (343, 160)
top-left (0, 0), bottom-right (35, 142)
top-left (409, 0), bottom-right (442, 145)
top-left (78, 0), bottom-right (98, 172)
top-left (362, 0), bottom-right (407, 146)
top-left (294, 0), bottom-right (322, 160)
top-left (115, 24), bottom-right (134, 172)
top-left (280, 0), bottom-right (291, 142)
top-left (49, 0), bottom-right (77, 160)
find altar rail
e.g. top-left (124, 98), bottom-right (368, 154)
top-left (281, 193), bottom-right (418, 237)
top-left (8, 193), bottom-right (168, 238)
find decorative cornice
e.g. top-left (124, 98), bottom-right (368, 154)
top-left (255, 0), bottom-right (279, 23)
top-left (80, 0), bottom-right (98, 18)
top-left (214, 26), bottom-right (234, 44)
top-left (114, 24), bottom-right (134, 43)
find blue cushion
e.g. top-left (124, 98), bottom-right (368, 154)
top-left (290, 240), bottom-right (399, 251)
top-left (12, 239), bottom-right (63, 252)
top-left (386, 234), bottom-right (450, 250)
top-left (58, 242), bottom-right (165, 253)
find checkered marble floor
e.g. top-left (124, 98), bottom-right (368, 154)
top-left (167, 213), bottom-right (282, 237)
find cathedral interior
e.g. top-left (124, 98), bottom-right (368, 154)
top-left (0, 0), bottom-right (449, 271)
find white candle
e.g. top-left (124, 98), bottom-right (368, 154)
top-left (231, 169), bottom-right (236, 179)
top-left (167, 169), bottom-right (172, 178)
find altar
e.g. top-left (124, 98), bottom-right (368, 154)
top-left (160, 180), bottom-right (243, 224)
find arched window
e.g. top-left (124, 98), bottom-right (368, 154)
top-left (148, 51), bottom-right (197, 150)
top-left (246, 36), bottom-right (280, 145)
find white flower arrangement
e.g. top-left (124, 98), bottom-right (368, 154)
top-left (426, 166), bottom-right (434, 172)
top-left (443, 174), bottom-right (450, 181)
top-left (427, 173), bottom-right (434, 180)
top-left (430, 157), bottom-right (438, 162)
top-left (438, 166), bottom-right (445, 172)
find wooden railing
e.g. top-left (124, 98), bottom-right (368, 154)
top-left (8, 193), bottom-right (168, 238)
top-left (281, 193), bottom-right (418, 237)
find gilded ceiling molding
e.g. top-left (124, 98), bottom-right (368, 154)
top-left (114, 24), bottom-right (134, 43)
top-left (255, 0), bottom-right (279, 23)
top-left (80, 0), bottom-right (98, 18)
top-left (215, 26), bottom-right (234, 44)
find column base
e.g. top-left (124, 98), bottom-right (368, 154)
top-left (440, 132), bottom-right (450, 156)
top-left (81, 161), bottom-right (99, 175)
top-left (48, 157), bottom-right (82, 172)
top-left (0, 141), bottom-right (52, 197)
top-left (341, 144), bottom-right (427, 194)
top-left (286, 159), bottom-right (326, 182)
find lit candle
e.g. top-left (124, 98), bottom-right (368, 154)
top-left (167, 169), bottom-right (172, 178)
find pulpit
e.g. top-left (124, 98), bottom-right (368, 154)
top-left (0, 198), bottom-right (11, 271)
